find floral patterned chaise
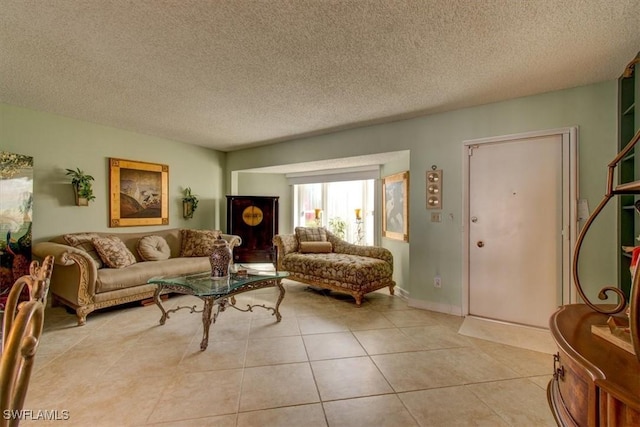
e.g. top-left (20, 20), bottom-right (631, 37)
top-left (273, 227), bottom-right (395, 305)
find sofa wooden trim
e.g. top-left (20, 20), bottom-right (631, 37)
top-left (273, 230), bottom-right (395, 305)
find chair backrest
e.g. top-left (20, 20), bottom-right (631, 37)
top-left (28, 255), bottom-right (54, 304)
top-left (0, 300), bottom-right (45, 427)
top-left (0, 256), bottom-right (53, 427)
top-left (2, 256), bottom-right (54, 346)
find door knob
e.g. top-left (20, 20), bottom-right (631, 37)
top-left (477, 241), bottom-right (484, 248)
top-left (471, 216), bottom-right (478, 223)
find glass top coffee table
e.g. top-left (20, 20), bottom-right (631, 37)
top-left (147, 270), bottom-right (288, 351)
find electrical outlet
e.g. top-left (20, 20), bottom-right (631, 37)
top-left (433, 275), bottom-right (442, 288)
top-left (430, 212), bottom-right (441, 222)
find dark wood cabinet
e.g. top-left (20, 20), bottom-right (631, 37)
top-left (226, 196), bottom-right (279, 263)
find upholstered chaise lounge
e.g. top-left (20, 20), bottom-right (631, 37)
top-left (273, 227), bottom-right (395, 305)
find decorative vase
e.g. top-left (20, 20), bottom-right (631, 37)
top-left (209, 233), bottom-right (232, 279)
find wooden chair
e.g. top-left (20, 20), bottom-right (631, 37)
top-left (0, 256), bottom-right (54, 427)
top-left (2, 256), bottom-right (53, 343)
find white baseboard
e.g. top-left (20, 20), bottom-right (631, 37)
top-left (393, 286), bottom-right (410, 299)
top-left (458, 316), bottom-right (556, 354)
top-left (407, 298), bottom-right (463, 317)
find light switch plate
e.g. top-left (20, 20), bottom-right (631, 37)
top-left (577, 199), bottom-right (589, 221)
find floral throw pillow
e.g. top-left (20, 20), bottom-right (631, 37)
top-left (180, 229), bottom-right (221, 257)
top-left (92, 236), bottom-right (137, 269)
top-left (63, 233), bottom-right (104, 269)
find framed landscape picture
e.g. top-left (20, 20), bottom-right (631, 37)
top-left (0, 151), bottom-right (33, 308)
top-left (382, 171), bottom-right (409, 242)
top-left (109, 158), bottom-right (169, 227)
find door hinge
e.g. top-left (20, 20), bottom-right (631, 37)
top-left (468, 145), bottom-right (477, 156)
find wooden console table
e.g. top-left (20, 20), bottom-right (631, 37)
top-left (547, 304), bottom-right (640, 426)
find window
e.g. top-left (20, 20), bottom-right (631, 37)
top-left (294, 179), bottom-right (375, 245)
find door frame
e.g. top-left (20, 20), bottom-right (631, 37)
top-left (462, 127), bottom-right (579, 317)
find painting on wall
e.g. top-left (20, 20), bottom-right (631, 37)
top-left (0, 151), bottom-right (33, 309)
top-left (109, 158), bottom-right (169, 227)
top-left (382, 171), bottom-right (409, 242)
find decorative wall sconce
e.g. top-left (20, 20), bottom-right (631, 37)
top-left (426, 166), bottom-right (442, 209)
top-left (182, 187), bottom-right (199, 219)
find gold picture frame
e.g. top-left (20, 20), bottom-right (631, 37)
top-left (382, 171), bottom-right (409, 242)
top-left (109, 158), bottom-right (169, 227)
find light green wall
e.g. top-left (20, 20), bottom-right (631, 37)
top-left (1, 104), bottom-right (226, 241)
top-left (380, 153), bottom-right (411, 294)
top-left (236, 172), bottom-right (291, 232)
top-left (1, 80), bottom-right (619, 309)
top-left (227, 81), bottom-right (618, 309)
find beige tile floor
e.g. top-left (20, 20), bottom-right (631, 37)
top-left (22, 280), bottom-right (557, 426)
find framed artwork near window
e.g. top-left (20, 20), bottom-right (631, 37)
top-left (382, 171), bottom-right (409, 242)
top-left (109, 158), bottom-right (169, 227)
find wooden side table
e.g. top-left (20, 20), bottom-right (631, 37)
top-left (547, 304), bottom-right (640, 426)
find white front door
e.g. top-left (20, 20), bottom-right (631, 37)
top-left (467, 134), bottom-right (565, 328)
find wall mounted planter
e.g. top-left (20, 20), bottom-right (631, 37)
top-left (66, 167), bottom-right (96, 206)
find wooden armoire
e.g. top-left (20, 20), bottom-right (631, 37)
top-left (226, 196), bottom-right (279, 264)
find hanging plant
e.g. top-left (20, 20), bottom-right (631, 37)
top-left (65, 167), bottom-right (96, 206)
top-left (182, 187), bottom-right (199, 219)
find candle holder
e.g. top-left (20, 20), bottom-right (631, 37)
top-left (354, 209), bottom-right (364, 245)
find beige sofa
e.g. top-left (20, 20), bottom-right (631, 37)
top-left (32, 228), bottom-right (241, 325)
top-left (273, 227), bottom-right (395, 305)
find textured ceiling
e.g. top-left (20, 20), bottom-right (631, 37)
top-left (1, 1), bottom-right (639, 152)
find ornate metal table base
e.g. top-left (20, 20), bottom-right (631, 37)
top-left (152, 277), bottom-right (286, 351)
